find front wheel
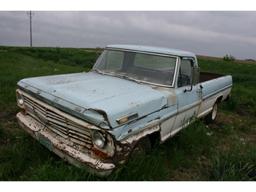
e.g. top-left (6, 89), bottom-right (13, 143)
top-left (205, 102), bottom-right (218, 124)
top-left (130, 137), bottom-right (151, 159)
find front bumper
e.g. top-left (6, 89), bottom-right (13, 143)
top-left (16, 112), bottom-right (115, 177)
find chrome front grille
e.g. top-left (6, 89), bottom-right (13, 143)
top-left (23, 93), bottom-right (93, 149)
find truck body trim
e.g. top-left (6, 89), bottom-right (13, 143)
top-left (202, 84), bottom-right (232, 101)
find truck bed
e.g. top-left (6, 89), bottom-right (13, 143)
top-left (199, 72), bottom-right (224, 83)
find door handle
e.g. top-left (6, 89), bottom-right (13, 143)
top-left (197, 85), bottom-right (203, 94)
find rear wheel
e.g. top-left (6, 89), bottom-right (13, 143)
top-left (205, 102), bottom-right (218, 124)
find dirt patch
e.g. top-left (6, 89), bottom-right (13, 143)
top-left (216, 112), bottom-right (241, 125)
top-left (236, 104), bottom-right (251, 116)
top-left (169, 167), bottom-right (202, 181)
top-left (212, 111), bottom-right (256, 148)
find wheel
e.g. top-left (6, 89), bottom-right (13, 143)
top-left (205, 102), bottom-right (218, 124)
top-left (130, 137), bottom-right (151, 159)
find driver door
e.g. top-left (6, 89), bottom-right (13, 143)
top-left (172, 58), bottom-right (201, 133)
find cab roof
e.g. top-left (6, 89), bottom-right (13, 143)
top-left (106, 44), bottom-right (196, 58)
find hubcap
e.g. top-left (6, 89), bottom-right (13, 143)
top-left (212, 104), bottom-right (217, 120)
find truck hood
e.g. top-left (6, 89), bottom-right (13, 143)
top-left (18, 72), bottom-right (169, 128)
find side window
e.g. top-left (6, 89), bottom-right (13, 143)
top-left (178, 59), bottom-right (193, 87)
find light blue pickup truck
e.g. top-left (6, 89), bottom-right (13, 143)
top-left (16, 45), bottom-right (232, 176)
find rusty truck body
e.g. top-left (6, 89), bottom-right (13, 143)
top-left (16, 45), bottom-right (232, 176)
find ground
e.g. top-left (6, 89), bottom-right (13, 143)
top-left (0, 46), bottom-right (256, 181)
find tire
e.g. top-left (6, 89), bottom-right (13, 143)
top-left (130, 137), bottom-right (151, 159)
top-left (205, 102), bottom-right (218, 124)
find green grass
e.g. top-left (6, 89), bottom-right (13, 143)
top-left (0, 46), bottom-right (256, 181)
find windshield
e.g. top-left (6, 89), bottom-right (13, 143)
top-left (93, 49), bottom-right (177, 86)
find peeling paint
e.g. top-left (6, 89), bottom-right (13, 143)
top-left (17, 112), bottom-right (115, 175)
top-left (121, 121), bottom-right (160, 144)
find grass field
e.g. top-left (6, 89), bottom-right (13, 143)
top-left (0, 46), bottom-right (256, 181)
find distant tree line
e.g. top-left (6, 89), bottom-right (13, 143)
top-left (223, 54), bottom-right (235, 62)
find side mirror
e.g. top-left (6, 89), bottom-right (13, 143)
top-left (193, 67), bottom-right (200, 85)
top-left (184, 62), bottom-right (194, 93)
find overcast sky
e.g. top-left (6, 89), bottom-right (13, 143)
top-left (0, 11), bottom-right (255, 59)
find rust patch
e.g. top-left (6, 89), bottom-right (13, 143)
top-left (110, 120), bottom-right (161, 165)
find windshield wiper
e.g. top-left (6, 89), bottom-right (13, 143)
top-left (93, 69), bottom-right (142, 84)
top-left (115, 74), bottom-right (142, 84)
top-left (93, 69), bottom-right (103, 74)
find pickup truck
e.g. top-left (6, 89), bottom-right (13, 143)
top-left (16, 45), bottom-right (232, 176)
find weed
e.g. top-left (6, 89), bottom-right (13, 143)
top-left (208, 144), bottom-right (256, 181)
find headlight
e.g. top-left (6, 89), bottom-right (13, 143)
top-left (91, 130), bottom-right (115, 158)
top-left (18, 97), bottom-right (24, 105)
top-left (92, 130), bottom-right (106, 149)
top-left (16, 91), bottom-right (24, 107)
